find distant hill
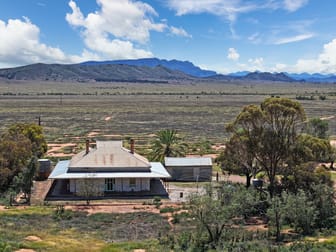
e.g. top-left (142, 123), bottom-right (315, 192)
top-left (81, 58), bottom-right (217, 78)
top-left (207, 71), bottom-right (295, 82)
top-left (1, 59), bottom-right (335, 84)
top-left (242, 72), bottom-right (295, 82)
top-left (0, 63), bottom-right (194, 82)
top-left (285, 72), bottom-right (336, 83)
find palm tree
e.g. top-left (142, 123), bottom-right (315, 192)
top-left (149, 129), bottom-right (187, 162)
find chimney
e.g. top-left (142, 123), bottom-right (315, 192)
top-left (85, 139), bottom-right (90, 154)
top-left (130, 139), bottom-right (135, 154)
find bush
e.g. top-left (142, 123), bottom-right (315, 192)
top-left (0, 241), bottom-right (12, 252)
top-left (53, 205), bottom-right (73, 220)
top-left (159, 207), bottom-right (175, 213)
top-left (153, 196), bottom-right (162, 209)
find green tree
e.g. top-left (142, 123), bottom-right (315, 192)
top-left (267, 195), bottom-right (286, 241)
top-left (285, 190), bottom-right (317, 235)
top-left (8, 123), bottom-right (47, 158)
top-left (306, 118), bottom-right (329, 139)
top-left (0, 123), bottom-right (46, 193)
top-left (149, 129), bottom-right (187, 162)
top-left (196, 138), bottom-right (212, 156)
top-left (189, 188), bottom-right (232, 249)
top-left (228, 98), bottom-right (306, 197)
top-left (0, 132), bottom-right (32, 192)
top-left (281, 162), bottom-right (333, 194)
top-left (311, 184), bottom-right (336, 229)
top-left (12, 157), bottom-right (38, 203)
top-left (218, 133), bottom-right (261, 188)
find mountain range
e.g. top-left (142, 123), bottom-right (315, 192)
top-left (0, 58), bottom-right (335, 83)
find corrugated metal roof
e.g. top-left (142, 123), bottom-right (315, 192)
top-left (48, 161), bottom-right (171, 179)
top-left (164, 157), bottom-right (212, 166)
top-left (69, 141), bottom-right (150, 169)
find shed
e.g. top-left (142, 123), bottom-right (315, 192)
top-left (164, 157), bottom-right (212, 182)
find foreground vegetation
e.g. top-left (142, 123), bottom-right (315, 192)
top-left (0, 188), bottom-right (336, 251)
top-left (0, 206), bottom-right (169, 252)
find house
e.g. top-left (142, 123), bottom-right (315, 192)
top-left (164, 157), bottom-right (212, 182)
top-left (47, 140), bottom-right (171, 199)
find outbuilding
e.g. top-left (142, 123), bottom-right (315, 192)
top-left (164, 157), bottom-right (212, 182)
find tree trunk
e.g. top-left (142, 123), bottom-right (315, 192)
top-left (245, 174), bottom-right (252, 188)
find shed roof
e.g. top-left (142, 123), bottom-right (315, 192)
top-left (164, 157), bottom-right (212, 167)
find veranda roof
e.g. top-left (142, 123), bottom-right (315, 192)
top-left (49, 160), bottom-right (171, 179)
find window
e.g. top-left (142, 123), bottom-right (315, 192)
top-left (105, 178), bottom-right (115, 191)
top-left (129, 178), bottom-right (136, 188)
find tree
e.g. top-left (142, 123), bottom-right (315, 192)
top-left (196, 138), bottom-right (212, 156)
top-left (0, 132), bottom-right (32, 192)
top-left (267, 195), bottom-right (286, 241)
top-left (285, 190), bottom-right (317, 235)
top-left (228, 98), bottom-right (306, 197)
top-left (188, 183), bottom-right (239, 249)
top-left (149, 129), bottom-right (187, 162)
top-left (281, 162), bottom-right (333, 194)
top-left (311, 184), bottom-right (336, 229)
top-left (8, 123), bottom-right (47, 158)
top-left (306, 118), bottom-right (329, 139)
top-left (0, 123), bottom-right (46, 193)
top-left (12, 157), bottom-right (38, 203)
top-left (218, 133), bottom-right (261, 188)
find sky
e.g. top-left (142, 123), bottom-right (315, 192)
top-left (1, 0), bottom-right (336, 74)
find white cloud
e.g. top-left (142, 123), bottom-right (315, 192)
top-left (248, 57), bottom-right (264, 69)
top-left (66, 0), bottom-right (162, 44)
top-left (66, 0), bottom-right (190, 60)
top-left (283, 0), bottom-right (308, 12)
top-left (167, 0), bottom-right (257, 22)
top-left (248, 32), bottom-right (261, 44)
top-left (0, 17), bottom-right (84, 67)
top-left (292, 38), bottom-right (336, 73)
top-left (167, 0), bottom-right (307, 21)
top-left (169, 26), bottom-right (192, 38)
top-left (274, 33), bottom-right (314, 45)
top-left (227, 48), bottom-right (240, 61)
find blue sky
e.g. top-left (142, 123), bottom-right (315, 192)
top-left (0, 0), bottom-right (336, 74)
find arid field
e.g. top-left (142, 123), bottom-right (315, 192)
top-left (0, 80), bottom-right (335, 156)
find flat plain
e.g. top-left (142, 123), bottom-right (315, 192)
top-left (0, 80), bottom-right (335, 155)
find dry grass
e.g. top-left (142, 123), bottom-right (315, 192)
top-left (0, 80), bottom-right (335, 157)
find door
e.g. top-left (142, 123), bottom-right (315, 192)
top-left (193, 167), bottom-right (200, 181)
top-left (105, 178), bottom-right (115, 191)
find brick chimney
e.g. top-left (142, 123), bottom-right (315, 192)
top-left (130, 139), bottom-right (135, 154)
top-left (85, 139), bottom-right (90, 154)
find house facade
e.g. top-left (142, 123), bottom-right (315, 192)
top-left (47, 141), bottom-right (170, 198)
top-left (164, 157), bottom-right (213, 182)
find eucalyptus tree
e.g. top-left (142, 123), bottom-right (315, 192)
top-left (218, 132), bottom-right (261, 188)
top-left (227, 97), bottom-right (306, 197)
